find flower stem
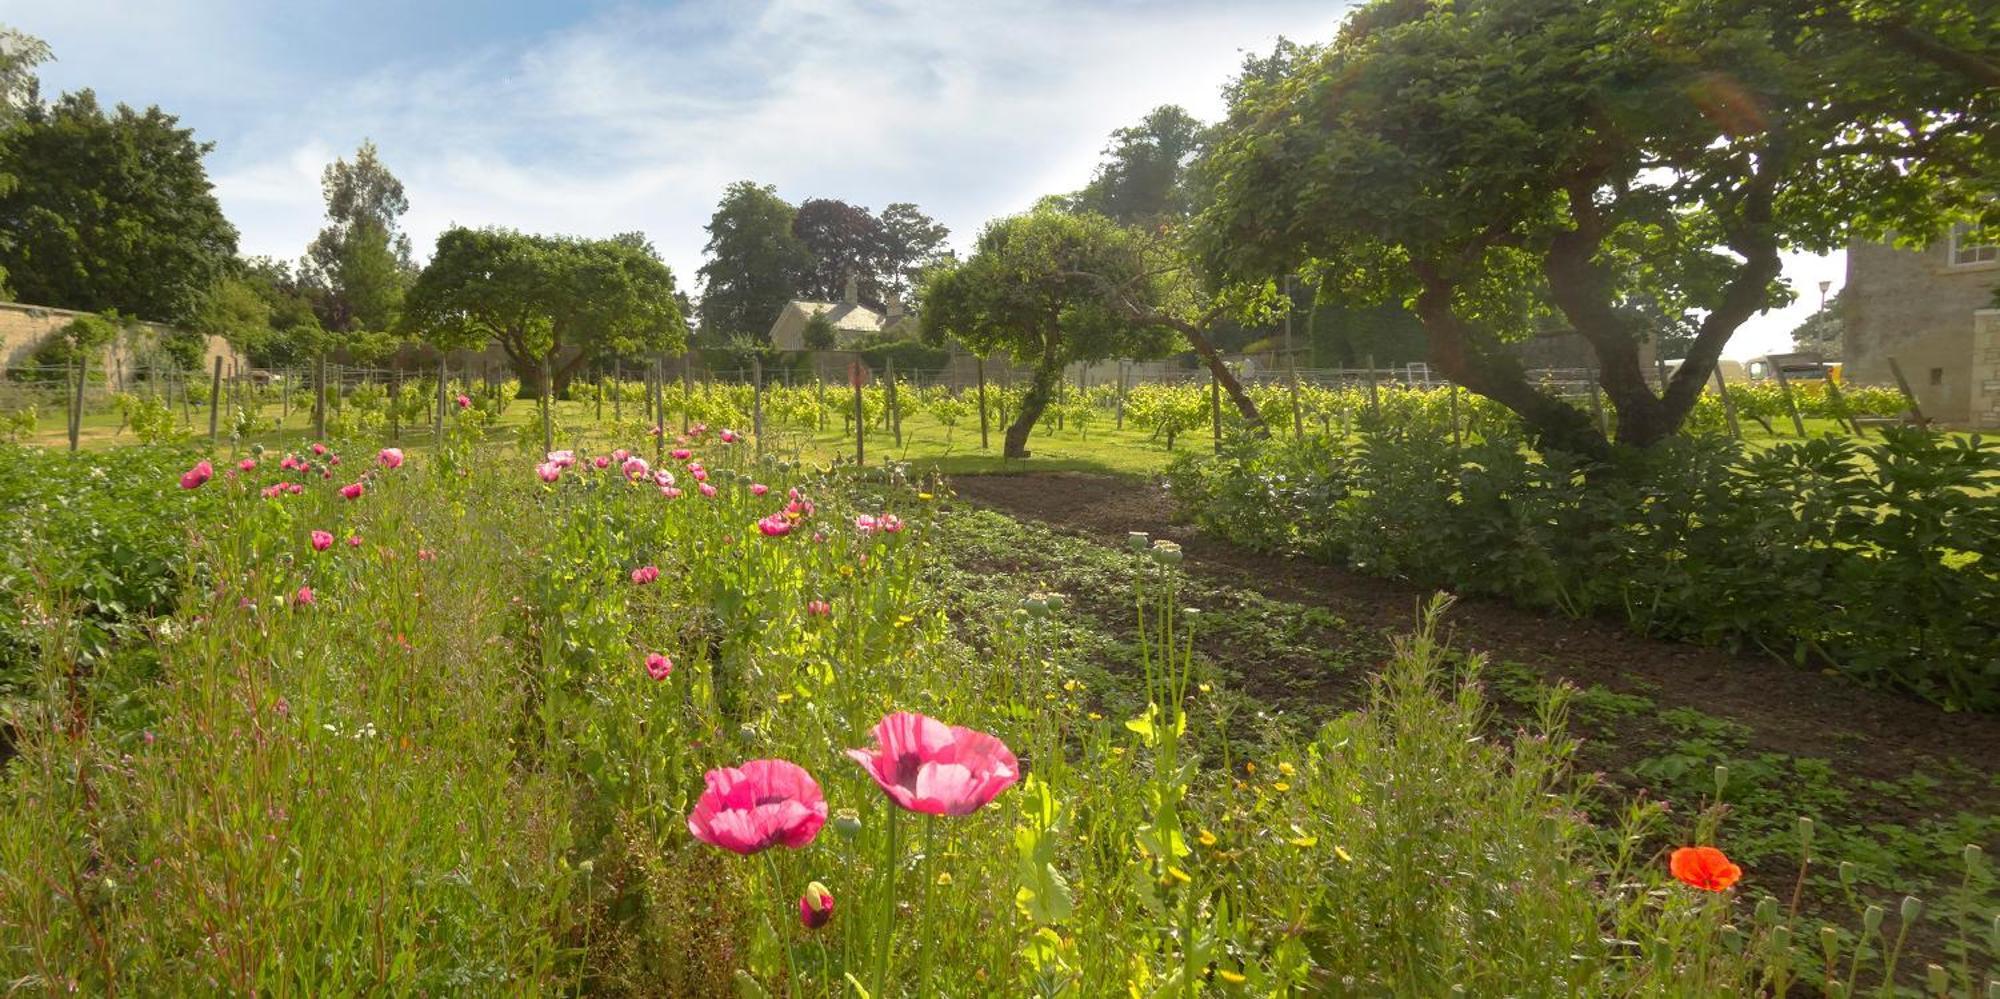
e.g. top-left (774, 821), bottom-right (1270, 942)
top-left (874, 804), bottom-right (901, 992)
top-left (918, 816), bottom-right (937, 997)
top-left (762, 851), bottom-right (801, 997)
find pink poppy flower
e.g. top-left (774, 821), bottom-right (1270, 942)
top-left (377, 447), bottom-right (404, 469)
top-left (456, 394), bottom-right (472, 409)
top-left (750, 483), bottom-right (769, 497)
top-left (653, 469), bottom-right (675, 487)
top-left (328, 454), bottom-right (342, 466)
top-left (340, 482), bottom-right (365, 500)
top-left (311, 442), bottom-right (327, 456)
top-left (807, 599), bottom-right (831, 617)
top-left (691, 468), bottom-right (709, 483)
top-left (672, 448), bottom-right (692, 461)
top-left (630, 565), bottom-right (660, 585)
top-left (799, 882), bottom-right (834, 929)
top-left (310, 530), bottom-right (334, 552)
top-left (179, 460), bottom-right (214, 490)
top-left (757, 514), bottom-right (792, 537)
top-left (786, 499), bottom-right (815, 519)
top-left (285, 482), bottom-right (304, 494)
top-left (280, 455), bottom-right (301, 471)
top-left (719, 429), bottom-right (738, 443)
top-left (854, 514), bottom-right (878, 534)
top-left (593, 455), bottom-right (611, 469)
top-left (847, 712), bottom-right (1020, 816)
top-left (536, 461), bottom-right (561, 483)
top-left (687, 759), bottom-right (828, 855)
top-left (661, 486), bottom-right (683, 499)
top-left (698, 483), bottom-right (718, 499)
top-left (645, 652), bottom-right (674, 680)
top-left (879, 514), bottom-right (904, 534)
top-left (613, 449), bottom-right (631, 462)
top-left (345, 534), bottom-right (362, 547)
top-left (622, 456), bottom-right (650, 480)
top-left (261, 484), bottom-right (284, 499)
top-left (238, 458), bottom-right (257, 472)
top-left (547, 450), bottom-right (576, 469)
top-left (294, 585), bottom-right (316, 606)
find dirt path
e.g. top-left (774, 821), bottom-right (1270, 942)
top-left (949, 471), bottom-right (2000, 784)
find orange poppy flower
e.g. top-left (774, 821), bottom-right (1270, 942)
top-left (1670, 845), bottom-right (1742, 891)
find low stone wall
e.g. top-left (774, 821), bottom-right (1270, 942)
top-left (0, 300), bottom-right (239, 381)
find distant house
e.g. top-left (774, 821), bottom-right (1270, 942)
top-left (1843, 225), bottom-right (2000, 427)
top-left (767, 275), bottom-right (914, 351)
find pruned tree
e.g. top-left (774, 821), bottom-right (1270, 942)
top-left (918, 208), bottom-right (1176, 458)
top-left (1194, 0), bottom-right (1994, 454)
top-left (402, 227), bottom-right (687, 397)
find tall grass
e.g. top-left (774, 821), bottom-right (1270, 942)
top-left (0, 428), bottom-right (1987, 994)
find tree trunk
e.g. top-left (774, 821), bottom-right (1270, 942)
top-left (1003, 352), bottom-right (1063, 458)
top-left (1181, 321), bottom-right (1266, 434)
top-left (1411, 267), bottom-right (1608, 457)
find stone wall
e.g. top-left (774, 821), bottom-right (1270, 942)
top-left (1844, 239), bottom-right (2000, 425)
top-left (0, 300), bottom-right (239, 380)
top-left (1973, 310), bottom-right (2000, 430)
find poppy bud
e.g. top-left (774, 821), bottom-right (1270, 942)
top-left (1127, 531), bottom-right (1150, 552)
top-left (1899, 896), bottom-right (1923, 923)
top-left (1712, 765), bottom-right (1729, 797)
top-left (1862, 904), bottom-right (1884, 934)
top-left (1796, 816), bottom-right (1813, 850)
top-left (1817, 925), bottom-right (1839, 965)
top-left (1964, 844), bottom-right (1984, 872)
top-left (1925, 964), bottom-right (1947, 995)
top-left (1838, 860), bottom-right (1857, 887)
top-left (798, 881), bottom-right (834, 929)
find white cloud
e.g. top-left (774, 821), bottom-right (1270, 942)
top-left (169, 0), bottom-right (1338, 294)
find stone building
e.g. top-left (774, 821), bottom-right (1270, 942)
top-left (767, 275), bottom-right (915, 351)
top-left (1843, 226), bottom-right (2000, 427)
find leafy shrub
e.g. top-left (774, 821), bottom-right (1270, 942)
top-left (1170, 428), bottom-right (2000, 709)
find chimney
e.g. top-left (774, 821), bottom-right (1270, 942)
top-left (843, 273), bottom-right (859, 306)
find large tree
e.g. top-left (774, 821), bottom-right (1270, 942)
top-left (1070, 105), bottom-right (1206, 225)
top-left (877, 201), bottom-right (951, 299)
top-left (919, 208), bottom-right (1176, 458)
top-left (792, 197), bottom-right (889, 304)
top-left (200, 257), bottom-right (325, 367)
top-left (0, 26), bottom-right (50, 295)
top-left (696, 181), bottom-right (811, 344)
top-left (0, 89), bottom-right (236, 323)
top-left (1194, 0), bottom-right (1993, 454)
top-left (402, 227), bottom-right (686, 397)
top-left (301, 141), bottom-right (414, 336)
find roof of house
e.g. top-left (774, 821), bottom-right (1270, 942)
top-left (785, 300), bottom-right (890, 334)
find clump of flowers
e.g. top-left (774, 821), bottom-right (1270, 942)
top-left (630, 565), bottom-right (660, 586)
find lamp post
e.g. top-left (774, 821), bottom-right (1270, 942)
top-left (1817, 280), bottom-right (1831, 312)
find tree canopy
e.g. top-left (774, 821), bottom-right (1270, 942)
top-left (1194, 0), bottom-right (1995, 454)
top-left (919, 208), bottom-right (1175, 456)
top-left (0, 89), bottom-right (237, 324)
top-left (696, 181), bottom-right (811, 344)
top-left (301, 141), bottom-right (414, 336)
top-left (1069, 105), bottom-right (1206, 225)
top-left (792, 197), bottom-right (889, 305)
top-left (402, 227), bottom-right (687, 396)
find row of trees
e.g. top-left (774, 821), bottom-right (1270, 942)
top-left (694, 183), bottom-right (951, 343)
top-left (0, 25), bottom-right (689, 395)
top-left (919, 0), bottom-right (1995, 458)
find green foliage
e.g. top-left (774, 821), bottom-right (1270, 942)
top-left (0, 90), bottom-right (237, 324)
top-left (300, 141), bottom-right (414, 336)
top-left (1171, 428), bottom-right (2000, 709)
top-left (1192, 0), bottom-right (1995, 449)
top-left (696, 180), bottom-right (811, 342)
top-left (402, 227), bottom-right (687, 395)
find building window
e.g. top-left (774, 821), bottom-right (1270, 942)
top-left (1930, 367), bottom-right (1944, 387)
top-left (1950, 223), bottom-right (1998, 268)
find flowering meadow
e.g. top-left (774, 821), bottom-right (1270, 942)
top-left (0, 417), bottom-right (1992, 996)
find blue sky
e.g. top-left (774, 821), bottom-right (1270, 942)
top-left (6, 0), bottom-right (1831, 357)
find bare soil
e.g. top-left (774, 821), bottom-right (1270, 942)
top-left (948, 471), bottom-right (2000, 788)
